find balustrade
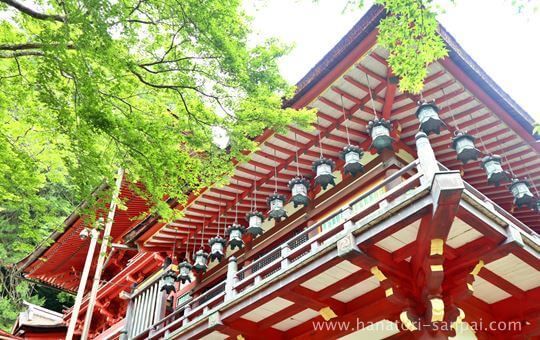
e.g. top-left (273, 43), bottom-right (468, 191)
top-left (124, 156), bottom-right (424, 339)
top-left (122, 133), bottom-right (535, 339)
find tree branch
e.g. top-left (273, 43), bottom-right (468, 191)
top-left (0, 42), bottom-right (75, 51)
top-left (0, 0), bottom-right (66, 22)
top-left (0, 51), bottom-right (44, 58)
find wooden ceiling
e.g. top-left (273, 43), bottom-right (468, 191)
top-left (143, 42), bottom-right (540, 253)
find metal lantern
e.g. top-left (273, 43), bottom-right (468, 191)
top-left (509, 178), bottom-right (536, 209)
top-left (160, 269), bottom-right (177, 294)
top-left (367, 118), bottom-right (394, 153)
top-left (340, 145), bottom-right (364, 176)
top-left (226, 223), bottom-right (246, 250)
top-left (176, 261), bottom-right (192, 284)
top-left (452, 131), bottom-right (480, 164)
top-left (415, 101), bottom-right (444, 135)
top-left (312, 158), bottom-right (336, 190)
top-left (246, 211), bottom-right (265, 237)
top-left (193, 249), bottom-right (209, 273)
top-left (481, 155), bottom-right (509, 186)
top-left (288, 176), bottom-right (310, 208)
top-left (208, 236), bottom-right (226, 262)
top-left (267, 193), bottom-right (287, 222)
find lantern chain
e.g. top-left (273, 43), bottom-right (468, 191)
top-left (498, 135), bottom-right (516, 178)
top-left (441, 87), bottom-right (460, 132)
top-left (201, 205), bottom-right (206, 248)
top-left (254, 168), bottom-right (258, 211)
top-left (317, 115), bottom-right (324, 158)
top-left (190, 219), bottom-right (194, 260)
top-left (365, 73), bottom-right (378, 118)
top-left (186, 219), bottom-right (191, 261)
top-left (476, 130), bottom-right (490, 156)
top-left (217, 194), bottom-right (222, 236)
top-left (235, 182), bottom-right (239, 223)
top-left (340, 94), bottom-right (351, 145)
top-left (249, 168), bottom-right (253, 212)
top-left (294, 132), bottom-right (300, 176)
top-left (529, 173), bottom-right (540, 197)
top-left (172, 223), bottom-right (178, 263)
top-left (274, 147), bottom-right (279, 192)
top-left (439, 87), bottom-right (517, 184)
top-left (442, 87), bottom-right (491, 157)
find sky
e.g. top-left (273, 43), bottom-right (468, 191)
top-left (245, 0), bottom-right (540, 121)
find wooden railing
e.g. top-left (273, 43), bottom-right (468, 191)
top-left (121, 132), bottom-right (540, 339)
top-left (126, 158), bottom-right (424, 339)
top-left (124, 270), bottom-right (167, 339)
top-left (437, 162), bottom-right (537, 237)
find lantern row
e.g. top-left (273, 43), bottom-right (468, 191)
top-left (417, 100), bottom-right (539, 211)
top-left (160, 100), bottom-right (539, 292)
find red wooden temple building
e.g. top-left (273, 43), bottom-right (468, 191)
top-left (13, 5), bottom-right (540, 339)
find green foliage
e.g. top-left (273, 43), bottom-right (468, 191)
top-left (375, 0), bottom-right (448, 94)
top-left (534, 123), bottom-right (540, 135)
top-left (57, 291), bottom-right (75, 305)
top-left (341, 0), bottom-right (538, 93)
top-left (0, 0), bottom-right (313, 328)
top-left (0, 0), bottom-right (313, 259)
top-left (0, 266), bottom-right (44, 330)
top-left (509, 0), bottom-right (540, 14)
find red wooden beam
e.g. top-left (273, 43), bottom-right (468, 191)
top-left (335, 125), bottom-right (370, 140)
top-left (223, 318), bottom-right (284, 339)
top-left (439, 57), bottom-right (540, 154)
top-left (163, 86), bottom-right (392, 251)
top-left (284, 289), bottom-right (346, 316)
top-left (394, 77), bottom-right (454, 104)
top-left (400, 97), bottom-right (478, 139)
top-left (295, 270), bottom-right (372, 300)
top-left (478, 267), bottom-right (525, 299)
top-left (290, 28), bottom-right (378, 109)
top-left (382, 77), bottom-right (397, 120)
top-left (286, 289), bottom-right (403, 339)
top-left (256, 303), bottom-right (307, 330)
top-left (393, 88), bottom-right (465, 117)
top-left (357, 64), bottom-right (386, 83)
top-left (368, 52), bottom-right (389, 67)
top-left (343, 75), bottom-right (385, 106)
top-left (435, 134), bottom-right (515, 158)
top-left (331, 86), bottom-right (362, 106)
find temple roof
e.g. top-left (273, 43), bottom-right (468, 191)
top-left (140, 5), bottom-right (540, 254)
top-left (17, 181), bottom-right (149, 292)
top-left (18, 4), bottom-right (540, 291)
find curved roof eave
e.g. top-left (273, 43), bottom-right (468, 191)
top-left (287, 5), bottom-right (538, 140)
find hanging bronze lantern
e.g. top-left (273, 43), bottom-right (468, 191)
top-left (246, 211), bottom-right (264, 237)
top-left (340, 145), bottom-right (364, 176)
top-left (312, 158), bottom-right (336, 190)
top-left (208, 236), bottom-right (226, 262)
top-left (193, 249), bottom-right (209, 273)
top-left (288, 176), bottom-right (310, 208)
top-left (176, 261), bottom-right (192, 284)
top-left (415, 101), bottom-right (445, 135)
top-left (452, 131), bottom-right (480, 164)
top-left (160, 269), bottom-right (177, 294)
top-left (481, 155), bottom-right (510, 186)
top-left (267, 193), bottom-right (287, 222)
top-left (509, 178), bottom-right (536, 209)
top-left (226, 223), bottom-right (246, 250)
top-left (367, 118), bottom-right (394, 153)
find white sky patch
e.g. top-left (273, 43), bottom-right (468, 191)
top-left (245, 0), bottom-right (540, 121)
top-left (212, 125), bottom-right (230, 149)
